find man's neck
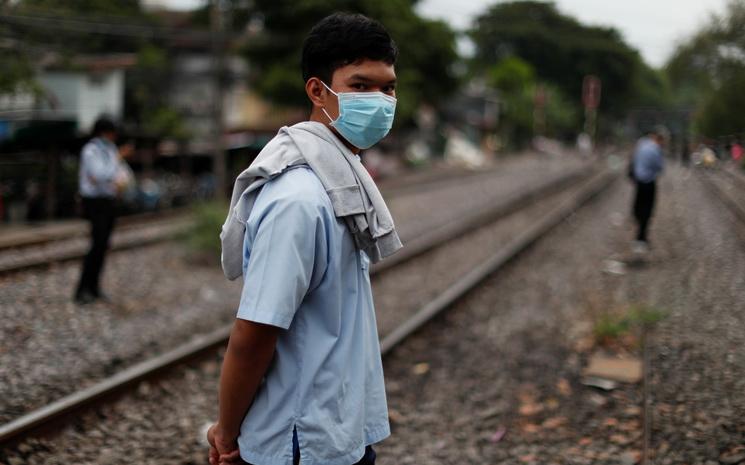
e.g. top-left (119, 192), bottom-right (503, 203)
top-left (308, 112), bottom-right (361, 154)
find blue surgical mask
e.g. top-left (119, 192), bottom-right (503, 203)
top-left (321, 82), bottom-right (396, 150)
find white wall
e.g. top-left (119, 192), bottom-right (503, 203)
top-left (38, 69), bottom-right (124, 133)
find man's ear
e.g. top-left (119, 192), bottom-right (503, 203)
top-left (305, 78), bottom-right (326, 108)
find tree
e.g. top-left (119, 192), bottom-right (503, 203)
top-left (485, 56), bottom-right (577, 147)
top-left (0, 45), bottom-right (37, 96)
top-left (237, 0), bottom-right (459, 125)
top-left (666, 0), bottom-right (745, 137)
top-left (470, 1), bottom-right (665, 118)
top-left (0, 2), bottom-right (37, 96)
top-left (487, 56), bottom-right (534, 95)
top-left (697, 73), bottom-right (745, 137)
top-left (1, 0), bottom-right (187, 138)
top-left (3, 0), bottom-right (154, 56)
top-left (126, 44), bottom-right (187, 140)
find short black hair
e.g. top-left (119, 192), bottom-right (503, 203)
top-left (92, 117), bottom-right (117, 137)
top-left (301, 13), bottom-right (398, 84)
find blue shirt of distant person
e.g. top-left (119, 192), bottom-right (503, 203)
top-left (633, 135), bottom-right (664, 183)
top-left (207, 13), bottom-right (399, 465)
top-left (79, 134), bottom-right (121, 198)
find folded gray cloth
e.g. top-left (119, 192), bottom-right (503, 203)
top-left (220, 121), bottom-right (402, 280)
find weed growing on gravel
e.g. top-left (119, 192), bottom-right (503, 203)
top-left (594, 305), bottom-right (666, 348)
top-left (594, 313), bottom-right (630, 343)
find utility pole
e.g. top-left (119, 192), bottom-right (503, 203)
top-left (582, 75), bottom-right (601, 144)
top-left (533, 84), bottom-right (547, 137)
top-left (210, 0), bottom-right (227, 199)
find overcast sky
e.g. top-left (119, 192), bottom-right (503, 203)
top-left (147, 0), bottom-right (730, 67)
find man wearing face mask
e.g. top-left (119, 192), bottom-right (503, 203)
top-left (208, 13), bottom-right (401, 465)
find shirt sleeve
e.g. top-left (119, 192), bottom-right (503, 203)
top-left (82, 142), bottom-right (119, 185)
top-left (236, 191), bottom-right (326, 329)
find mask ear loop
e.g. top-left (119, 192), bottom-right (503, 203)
top-left (320, 81), bottom-right (339, 123)
top-left (321, 108), bottom-right (335, 124)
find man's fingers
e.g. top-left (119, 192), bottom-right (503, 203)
top-left (218, 448), bottom-right (242, 464)
top-left (209, 446), bottom-right (219, 465)
top-left (219, 449), bottom-right (241, 460)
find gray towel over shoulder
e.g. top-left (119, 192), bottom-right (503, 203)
top-left (220, 121), bottom-right (403, 280)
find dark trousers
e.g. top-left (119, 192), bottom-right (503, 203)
top-left (633, 180), bottom-right (656, 242)
top-left (290, 446), bottom-right (375, 465)
top-left (76, 197), bottom-right (116, 298)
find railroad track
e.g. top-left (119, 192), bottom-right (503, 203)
top-left (378, 160), bottom-right (516, 197)
top-left (0, 208), bottom-right (192, 251)
top-left (697, 167), bottom-right (745, 241)
top-left (0, 160), bottom-right (568, 274)
top-left (0, 162), bottom-right (513, 255)
top-left (0, 211), bottom-right (195, 274)
top-left (0, 163), bottom-right (617, 451)
top-left (720, 164), bottom-right (745, 190)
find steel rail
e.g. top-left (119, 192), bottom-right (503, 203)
top-left (0, 209), bottom-right (191, 251)
top-left (373, 166), bottom-right (593, 273)
top-left (0, 166), bottom-right (615, 446)
top-left (0, 166), bottom-right (592, 274)
top-left (0, 217), bottom-right (195, 274)
top-left (380, 169), bottom-right (616, 353)
top-left (378, 162), bottom-right (521, 198)
top-left (719, 165), bottom-right (745, 191)
top-left (697, 169), bottom-right (745, 242)
top-left (0, 162), bottom-right (575, 252)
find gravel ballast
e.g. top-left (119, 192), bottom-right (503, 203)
top-left (0, 154), bottom-right (586, 425)
top-left (0, 157), bottom-right (598, 464)
top-left (379, 164), bottom-right (745, 464)
top-left (6, 164), bottom-right (742, 464)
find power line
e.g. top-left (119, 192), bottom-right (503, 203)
top-left (0, 13), bottom-right (213, 42)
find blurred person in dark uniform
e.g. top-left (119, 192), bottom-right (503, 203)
top-left (631, 126), bottom-right (666, 254)
top-left (74, 117), bottom-right (132, 304)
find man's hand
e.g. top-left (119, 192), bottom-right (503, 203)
top-left (118, 142), bottom-right (135, 160)
top-left (207, 423), bottom-right (241, 465)
top-left (211, 320), bottom-right (280, 465)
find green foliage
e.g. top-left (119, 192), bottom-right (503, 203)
top-left (147, 107), bottom-right (188, 140)
top-left (183, 201), bottom-right (227, 264)
top-left (18, 0), bottom-right (142, 16)
top-left (470, 1), bottom-right (665, 118)
top-left (696, 71), bottom-right (745, 137)
top-left (487, 56), bottom-right (534, 94)
top-left (2, 0), bottom-right (176, 134)
top-left (240, 0), bottom-right (460, 124)
top-left (665, 32), bottom-right (720, 107)
top-left (484, 56), bottom-right (578, 147)
top-left (593, 305), bottom-right (666, 345)
top-left (666, 0), bottom-right (745, 137)
top-left (0, 48), bottom-right (38, 95)
top-left (126, 44), bottom-right (187, 139)
top-left (630, 65), bottom-right (672, 108)
top-left (542, 84), bottom-right (579, 136)
top-left (627, 305), bottom-right (666, 326)
top-left (8, 0), bottom-right (154, 55)
top-left (593, 313), bottom-right (631, 343)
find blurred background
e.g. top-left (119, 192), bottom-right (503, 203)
top-left (0, 0), bottom-right (740, 223)
top-left (3, 2), bottom-right (745, 464)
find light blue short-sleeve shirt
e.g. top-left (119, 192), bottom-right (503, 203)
top-left (235, 165), bottom-right (390, 465)
top-left (79, 137), bottom-right (120, 198)
top-left (633, 137), bottom-right (664, 183)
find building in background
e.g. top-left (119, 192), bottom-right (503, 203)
top-left (37, 55), bottom-right (134, 133)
